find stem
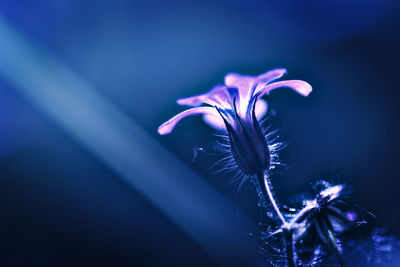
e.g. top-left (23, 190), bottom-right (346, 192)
top-left (284, 229), bottom-right (295, 267)
top-left (287, 203), bottom-right (316, 228)
top-left (256, 172), bottom-right (297, 266)
top-left (256, 171), bottom-right (287, 225)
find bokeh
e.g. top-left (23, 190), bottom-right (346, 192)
top-left (0, 0), bottom-right (399, 266)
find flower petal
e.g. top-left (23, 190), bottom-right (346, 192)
top-left (255, 98), bottom-right (268, 119)
top-left (224, 73), bottom-right (254, 116)
top-left (224, 69), bottom-right (287, 116)
top-left (202, 98), bottom-right (267, 131)
top-left (158, 107), bottom-right (219, 135)
top-left (254, 68), bottom-right (287, 94)
top-left (177, 85), bottom-right (231, 110)
top-left (256, 68), bottom-right (287, 83)
top-left (202, 114), bottom-right (226, 130)
top-left (256, 80), bottom-right (312, 98)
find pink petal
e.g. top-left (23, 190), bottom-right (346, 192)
top-left (177, 85), bottom-right (231, 110)
top-left (158, 107), bottom-right (219, 135)
top-left (256, 80), bottom-right (312, 98)
top-left (224, 69), bottom-right (287, 116)
top-left (254, 68), bottom-right (287, 94)
top-left (255, 98), bottom-right (268, 119)
top-left (224, 73), bottom-right (255, 116)
top-left (202, 114), bottom-right (226, 130)
top-left (256, 68), bottom-right (287, 84)
top-left (202, 99), bottom-right (267, 131)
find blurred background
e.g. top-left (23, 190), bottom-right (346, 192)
top-left (0, 0), bottom-right (399, 266)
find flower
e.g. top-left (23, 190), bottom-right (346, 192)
top-left (289, 181), bottom-right (357, 264)
top-left (158, 68), bottom-right (312, 175)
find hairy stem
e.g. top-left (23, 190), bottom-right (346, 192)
top-left (256, 171), bottom-right (287, 225)
top-left (284, 229), bottom-right (295, 267)
top-left (256, 172), bottom-right (298, 266)
top-left (287, 203), bottom-right (316, 228)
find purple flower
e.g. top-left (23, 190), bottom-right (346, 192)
top-left (158, 68), bottom-right (312, 175)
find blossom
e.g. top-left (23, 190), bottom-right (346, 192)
top-left (289, 181), bottom-right (357, 264)
top-left (158, 68), bottom-right (312, 175)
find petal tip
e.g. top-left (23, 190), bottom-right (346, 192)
top-left (157, 125), bottom-right (170, 135)
top-left (301, 82), bottom-right (313, 97)
top-left (176, 98), bottom-right (186, 105)
top-left (224, 73), bottom-right (236, 85)
top-left (276, 68), bottom-right (287, 74)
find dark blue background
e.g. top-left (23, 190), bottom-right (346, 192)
top-left (0, 0), bottom-right (399, 266)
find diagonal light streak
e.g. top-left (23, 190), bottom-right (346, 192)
top-left (0, 16), bottom-right (257, 265)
